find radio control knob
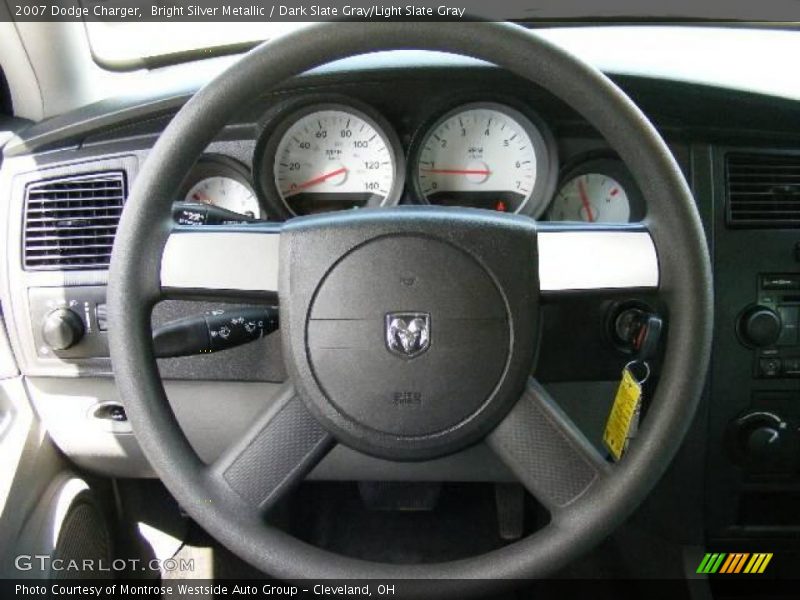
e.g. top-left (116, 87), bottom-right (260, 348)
top-left (42, 308), bottom-right (85, 350)
top-left (739, 305), bottom-right (782, 348)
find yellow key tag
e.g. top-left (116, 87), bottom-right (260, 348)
top-left (603, 365), bottom-right (645, 461)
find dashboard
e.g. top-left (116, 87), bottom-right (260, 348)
top-left (3, 57), bottom-right (800, 556)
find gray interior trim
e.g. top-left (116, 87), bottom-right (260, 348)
top-left (4, 473), bottom-right (94, 579)
top-left (25, 376), bottom-right (516, 482)
top-left (161, 227), bottom-right (658, 295)
top-left (0, 154), bottom-right (139, 378)
top-left (0, 316), bottom-right (19, 380)
top-left (26, 377), bottom-right (276, 478)
top-left (161, 228), bottom-right (281, 294)
top-left (538, 230), bottom-right (658, 291)
top-left (0, 376), bottom-right (66, 576)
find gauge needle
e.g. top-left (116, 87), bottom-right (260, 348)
top-left (577, 178), bottom-right (595, 223)
top-left (420, 168), bottom-right (492, 175)
top-left (284, 167), bottom-right (348, 197)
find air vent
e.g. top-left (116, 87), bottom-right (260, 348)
top-left (23, 172), bottom-right (126, 270)
top-left (727, 153), bottom-right (800, 228)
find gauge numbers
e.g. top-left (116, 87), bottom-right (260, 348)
top-left (549, 173), bottom-right (631, 223)
top-left (185, 176), bottom-right (261, 219)
top-left (415, 103), bottom-right (543, 214)
top-left (273, 108), bottom-right (399, 216)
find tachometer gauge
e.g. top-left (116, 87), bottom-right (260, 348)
top-left (412, 102), bottom-right (556, 216)
top-left (180, 156), bottom-right (262, 219)
top-left (258, 102), bottom-right (404, 217)
top-left (547, 158), bottom-right (644, 224)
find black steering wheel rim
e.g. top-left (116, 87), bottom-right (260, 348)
top-left (108, 21), bottom-right (712, 589)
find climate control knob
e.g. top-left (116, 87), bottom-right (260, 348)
top-left (738, 305), bottom-right (782, 348)
top-left (42, 308), bottom-right (85, 350)
top-left (746, 425), bottom-right (784, 461)
top-left (726, 411), bottom-right (794, 471)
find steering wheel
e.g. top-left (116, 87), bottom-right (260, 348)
top-left (108, 22), bottom-right (712, 591)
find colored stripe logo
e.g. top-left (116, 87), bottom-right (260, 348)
top-left (697, 553), bottom-right (773, 574)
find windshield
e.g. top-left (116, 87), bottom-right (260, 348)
top-left (84, 22), bottom-right (310, 67)
top-left (79, 22), bottom-right (800, 106)
top-left (81, 0), bottom-right (800, 70)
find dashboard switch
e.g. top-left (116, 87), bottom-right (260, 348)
top-left (759, 357), bottom-right (782, 378)
top-left (172, 201), bottom-right (260, 226)
top-left (152, 307), bottom-right (279, 358)
top-left (41, 308), bottom-right (85, 351)
top-left (95, 303), bottom-right (108, 331)
top-left (777, 306), bottom-right (799, 346)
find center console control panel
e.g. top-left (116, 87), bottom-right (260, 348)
top-left (738, 274), bottom-right (800, 378)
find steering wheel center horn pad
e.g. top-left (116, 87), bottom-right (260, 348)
top-left (281, 207), bottom-right (539, 460)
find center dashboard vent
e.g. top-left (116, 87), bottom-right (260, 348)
top-left (726, 152), bottom-right (800, 228)
top-left (23, 171), bottom-right (127, 270)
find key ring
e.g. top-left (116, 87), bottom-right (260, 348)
top-left (624, 360), bottom-right (651, 385)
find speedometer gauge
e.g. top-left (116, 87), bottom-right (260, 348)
top-left (258, 102), bottom-right (404, 217)
top-left (411, 102), bottom-right (556, 216)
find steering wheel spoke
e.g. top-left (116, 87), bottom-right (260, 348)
top-left (487, 378), bottom-right (611, 514)
top-left (159, 224), bottom-right (281, 302)
top-left (538, 223), bottom-right (659, 293)
top-left (210, 384), bottom-right (334, 514)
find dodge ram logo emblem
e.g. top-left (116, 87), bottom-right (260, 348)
top-left (385, 313), bottom-right (431, 359)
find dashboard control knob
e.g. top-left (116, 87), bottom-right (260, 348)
top-left (726, 411), bottom-right (794, 471)
top-left (42, 308), bottom-right (85, 350)
top-left (738, 305), bottom-right (782, 347)
top-left (746, 426), bottom-right (783, 461)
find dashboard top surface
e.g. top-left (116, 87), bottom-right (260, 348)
top-left (6, 54), bottom-right (800, 161)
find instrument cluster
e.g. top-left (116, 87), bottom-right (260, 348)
top-left (178, 95), bottom-right (644, 224)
